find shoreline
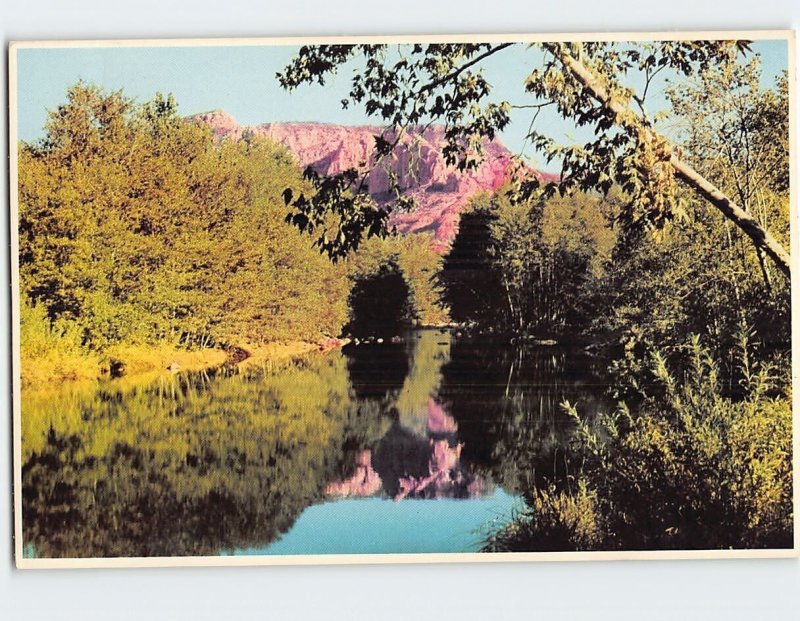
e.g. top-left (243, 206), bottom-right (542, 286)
top-left (19, 338), bottom-right (349, 393)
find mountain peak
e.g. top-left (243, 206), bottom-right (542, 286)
top-left (190, 111), bottom-right (541, 249)
top-left (191, 109), bottom-right (240, 138)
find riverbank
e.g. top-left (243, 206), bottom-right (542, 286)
top-left (19, 338), bottom-right (348, 391)
top-left (235, 339), bottom-right (347, 371)
top-left (19, 344), bottom-right (227, 390)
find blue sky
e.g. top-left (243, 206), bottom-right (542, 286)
top-left (14, 39), bottom-right (788, 172)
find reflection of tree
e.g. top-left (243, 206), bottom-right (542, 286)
top-left (438, 336), bottom-right (609, 495)
top-left (368, 419), bottom-right (430, 498)
top-left (21, 354), bottom-right (382, 558)
top-left (344, 340), bottom-right (409, 401)
top-left (372, 398), bottom-right (480, 500)
top-left (21, 329), bottom-right (611, 558)
top-left (331, 330), bottom-right (611, 504)
top-left (331, 331), bottom-right (485, 500)
top-left (394, 330), bottom-right (451, 435)
top-left (324, 408), bottom-right (480, 501)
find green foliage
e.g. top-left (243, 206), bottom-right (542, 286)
top-left (186, 137), bottom-right (349, 345)
top-left (483, 480), bottom-right (604, 552)
top-left (346, 233), bottom-right (448, 328)
top-left (439, 205), bottom-right (507, 328)
top-left (20, 296), bottom-right (86, 359)
top-left (473, 54), bottom-right (791, 551)
top-left (585, 58), bottom-right (790, 396)
top-left (488, 336), bottom-right (793, 551)
top-left (19, 295), bottom-right (100, 385)
top-left (442, 188), bottom-right (614, 334)
top-left (666, 57), bottom-right (789, 282)
top-left (282, 166), bottom-right (390, 260)
top-left (668, 59), bottom-right (790, 206)
top-left (18, 83), bottom-right (350, 354)
top-left (524, 42), bottom-right (743, 228)
top-left (592, 202), bottom-right (789, 401)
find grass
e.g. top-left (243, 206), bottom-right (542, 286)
top-left (19, 343), bottom-right (229, 390)
top-left (236, 341), bottom-right (321, 371)
top-left (103, 344), bottom-right (229, 377)
top-left (19, 293), bottom-right (348, 390)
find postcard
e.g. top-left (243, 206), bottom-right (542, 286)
top-left (9, 31), bottom-right (797, 567)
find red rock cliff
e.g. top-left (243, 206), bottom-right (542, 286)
top-left (191, 110), bottom-right (548, 249)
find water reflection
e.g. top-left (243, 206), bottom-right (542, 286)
top-left (326, 397), bottom-right (482, 501)
top-left (395, 402), bottom-right (471, 500)
top-left (21, 329), bottom-right (609, 558)
top-left (325, 449), bottom-right (383, 498)
top-left (438, 334), bottom-right (611, 495)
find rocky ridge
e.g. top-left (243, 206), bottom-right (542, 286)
top-left (191, 110), bottom-right (552, 249)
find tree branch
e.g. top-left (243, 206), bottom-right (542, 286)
top-left (417, 43), bottom-right (515, 96)
top-left (550, 45), bottom-right (790, 277)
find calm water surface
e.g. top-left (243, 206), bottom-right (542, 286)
top-left (21, 330), bottom-right (611, 558)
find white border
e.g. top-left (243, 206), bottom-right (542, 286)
top-left (9, 29), bottom-right (799, 569)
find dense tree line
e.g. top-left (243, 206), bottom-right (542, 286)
top-left (19, 84), bottom-right (349, 350)
top-left (441, 188), bottom-right (614, 336)
top-left (440, 56), bottom-right (790, 373)
top-left (18, 84), bottom-right (445, 383)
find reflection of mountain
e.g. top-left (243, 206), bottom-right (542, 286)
top-left (375, 402), bottom-right (477, 500)
top-left (326, 401), bottom-right (483, 501)
top-left (324, 449), bottom-right (383, 498)
top-left (328, 331), bottom-right (485, 501)
top-left (21, 330), bottom-right (610, 558)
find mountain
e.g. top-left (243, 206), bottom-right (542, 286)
top-left (190, 110), bottom-right (551, 249)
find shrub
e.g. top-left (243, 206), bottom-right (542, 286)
top-left (485, 335), bottom-right (793, 551)
top-left (19, 296), bottom-right (99, 386)
top-left (483, 480), bottom-right (604, 552)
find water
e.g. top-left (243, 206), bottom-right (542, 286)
top-left (20, 329), bottom-right (611, 558)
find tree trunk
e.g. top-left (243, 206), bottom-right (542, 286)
top-left (669, 156), bottom-right (789, 277)
top-left (552, 47), bottom-right (791, 278)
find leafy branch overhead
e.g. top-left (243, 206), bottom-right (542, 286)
top-left (282, 167), bottom-right (389, 259)
top-left (277, 44), bottom-right (516, 258)
top-left (277, 40), bottom-right (789, 277)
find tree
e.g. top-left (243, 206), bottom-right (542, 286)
top-left (439, 202), bottom-right (510, 328)
top-left (277, 41), bottom-right (789, 276)
top-left (346, 233), bottom-right (448, 328)
top-left (441, 188), bottom-right (614, 334)
top-left (583, 59), bottom-right (791, 393)
top-left (18, 83), bottom-right (351, 351)
top-left (666, 59), bottom-right (790, 287)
